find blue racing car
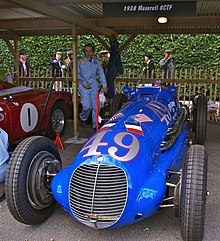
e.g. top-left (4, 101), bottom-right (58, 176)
top-left (5, 83), bottom-right (208, 241)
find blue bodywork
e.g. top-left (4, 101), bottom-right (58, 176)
top-left (0, 127), bottom-right (9, 183)
top-left (51, 85), bottom-right (189, 229)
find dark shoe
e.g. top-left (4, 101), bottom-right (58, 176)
top-left (81, 121), bottom-right (86, 128)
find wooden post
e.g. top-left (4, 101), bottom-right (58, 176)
top-left (14, 40), bottom-right (19, 85)
top-left (193, 68), bottom-right (196, 96)
top-left (72, 25), bottom-right (78, 137)
top-left (183, 69), bottom-right (187, 104)
top-left (210, 70), bottom-right (213, 100)
top-left (214, 69), bottom-right (218, 101)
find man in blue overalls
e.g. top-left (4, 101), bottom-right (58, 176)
top-left (78, 44), bottom-right (107, 129)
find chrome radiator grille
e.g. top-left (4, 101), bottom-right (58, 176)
top-left (69, 164), bottom-right (128, 229)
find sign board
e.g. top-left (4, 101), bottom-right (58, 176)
top-left (103, 1), bottom-right (196, 18)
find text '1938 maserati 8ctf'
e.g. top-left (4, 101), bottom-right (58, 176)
top-left (5, 83), bottom-right (208, 241)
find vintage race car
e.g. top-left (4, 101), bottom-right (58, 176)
top-left (5, 83), bottom-right (208, 241)
top-left (0, 80), bottom-right (72, 143)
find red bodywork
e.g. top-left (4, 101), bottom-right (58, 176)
top-left (0, 81), bottom-right (72, 144)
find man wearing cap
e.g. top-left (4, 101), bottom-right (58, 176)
top-left (50, 51), bottom-right (63, 77)
top-left (78, 43), bottom-right (107, 130)
top-left (18, 50), bottom-right (30, 77)
top-left (143, 53), bottom-right (156, 78)
top-left (160, 50), bottom-right (174, 79)
top-left (99, 50), bottom-right (109, 77)
top-left (64, 50), bottom-right (73, 76)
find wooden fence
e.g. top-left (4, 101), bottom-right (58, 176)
top-left (2, 67), bottom-right (220, 104)
top-left (116, 68), bottom-right (220, 104)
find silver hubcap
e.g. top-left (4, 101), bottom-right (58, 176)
top-left (51, 108), bottom-right (65, 133)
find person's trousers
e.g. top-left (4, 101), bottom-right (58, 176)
top-left (79, 87), bottom-right (98, 128)
top-left (0, 161), bottom-right (8, 183)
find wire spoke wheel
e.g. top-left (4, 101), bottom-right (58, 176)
top-left (51, 108), bottom-right (65, 133)
top-left (46, 101), bottom-right (66, 139)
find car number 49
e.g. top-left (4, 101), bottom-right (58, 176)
top-left (80, 130), bottom-right (140, 162)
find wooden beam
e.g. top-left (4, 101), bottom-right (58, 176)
top-left (0, 24), bottom-right (219, 37)
top-left (0, 32), bottom-right (21, 40)
top-left (14, 40), bottom-right (19, 85)
top-left (94, 34), bottom-right (109, 51)
top-left (46, 0), bottom-right (136, 4)
top-left (3, 39), bottom-right (16, 57)
top-left (0, 18), bottom-right (70, 30)
top-left (119, 34), bottom-right (137, 52)
top-left (116, 26), bottom-right (220, 35)
top-left (72, 24), bottom-right (78, 137)
top-left (0, 29), bottom-right (72, 37)
top-left (0, 28), bottom-right (104, 37)
top-left (9, 0), bottom-right (117, 36)
top-left (95, 16), bottom-right (220, 28)
top-left (0, 0), bottom-right (18, 7)
top-left (46, 0), bottom-right (198, 4)
top-left (95, 16), bottom-right (220, 27)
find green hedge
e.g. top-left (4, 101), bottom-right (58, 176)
top-left (0, 34), bottom-right (219, 71)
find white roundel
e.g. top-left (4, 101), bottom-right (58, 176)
top-left (20, 103), bottom-right (38, 132)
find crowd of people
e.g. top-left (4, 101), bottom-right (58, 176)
top-left (16, 47), bottom-right (174, 80)
top-left (14, 46), bottom-right (175, 130)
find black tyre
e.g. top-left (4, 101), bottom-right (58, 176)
top-left (180, 145), bottom-right (207, 241)
top-left (46, 101), bottom-right (66, 140)
top-left (192, 95), bottom-right (207, 144)
top-left (5, 136), bottom-right (62, 225)
top-left (110, 93), bottom-right (128, 116)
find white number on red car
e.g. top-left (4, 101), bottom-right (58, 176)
top-left (20, 103), bottom-right (38, 132)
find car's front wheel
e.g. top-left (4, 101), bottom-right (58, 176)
top-left (5, 136), bottom-right (62, 225)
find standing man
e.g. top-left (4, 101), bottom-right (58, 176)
top-left (18, 50), bottom-right (30, 77)
top-left (50, 51), bottom-right (63, 77)
top-left (143, 52), bottom-right (156, 78)
top-left (99, 50), bottom-right (110, 78)
top-left (64, 50), bottom-right (73, 77)
top-left (160, 49), bottom-right (174, 79)
top-left (78, 43), bottom-right (107, 130)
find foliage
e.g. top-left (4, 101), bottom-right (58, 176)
top-left (0, 34), bottom-right (220, 72)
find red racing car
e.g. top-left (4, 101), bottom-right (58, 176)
top-left (0, 80), bottom-right (72, 144)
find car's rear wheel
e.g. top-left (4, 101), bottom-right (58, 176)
top-left (192, 95), bottom-right (207, 144)
top-left (180, 145), bottom-right (207, 241)
top-left (110, 93), bottom-right (128, 117)
top-left (46, 101), bottom-right (66, 139)
top-left (5, 136), bottom-right (62, 225)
